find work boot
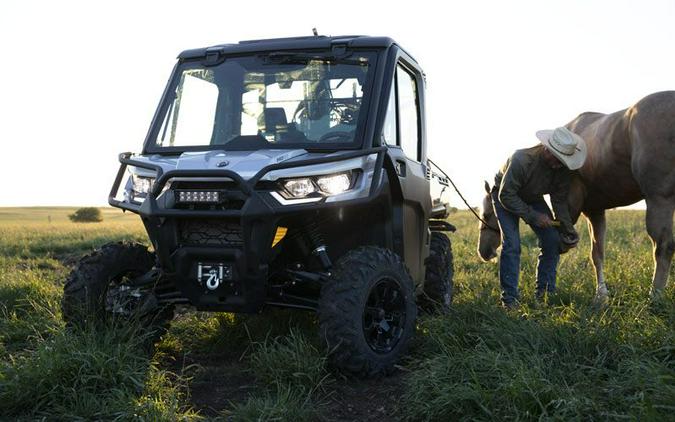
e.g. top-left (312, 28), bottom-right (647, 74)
top-left (502, 300), bottom-right (520, 311)
top-left (535, 289), bottom-right (546, 304)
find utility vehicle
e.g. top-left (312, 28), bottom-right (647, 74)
top-left (63, 35), bottom-right (455, 377)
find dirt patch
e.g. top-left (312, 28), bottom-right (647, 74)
top-left (188, 360), bottom-right (256, 417)
top-left (322, 370), bottom-right (406, 421)
top-left (173, 350), bottom-right (407, 420)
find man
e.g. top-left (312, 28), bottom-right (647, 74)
top-left (492, 127), bottom-right (586, 308)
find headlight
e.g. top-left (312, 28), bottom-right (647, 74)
top-left (283, 178), bottom-right (316, 198)
top-left (280, 172), bottom-right (353, 199)
top-left (131, 174), bottom-right (154, 195)
top-left (316, 173), bottom-right (351, 196)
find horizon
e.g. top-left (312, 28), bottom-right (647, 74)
top-left (2, 0), bottom-right (673, 209)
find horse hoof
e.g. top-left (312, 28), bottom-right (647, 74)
top-left (649, 288), bottom-right (664, 303)
top-left (593, 291), bottom-right (609, 306)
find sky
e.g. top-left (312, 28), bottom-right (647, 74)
top-left (0, 0), bottom-right (673, 208)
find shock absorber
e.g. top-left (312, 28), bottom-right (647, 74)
top-left (306, 220), bottom-right (332, 271)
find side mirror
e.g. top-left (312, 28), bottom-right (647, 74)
top-left (484, 180), bottom-right (491, 194)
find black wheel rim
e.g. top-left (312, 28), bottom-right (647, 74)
top-left (362, 277), bottom-right (407, 354)
top-left (104, 270), bottom-right (151, 318)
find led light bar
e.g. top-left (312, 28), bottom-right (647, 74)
top-left (176, 190), bottom-right (221, 203)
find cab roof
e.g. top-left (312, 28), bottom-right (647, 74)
top-left (178, 35), bottom-right (407, 61)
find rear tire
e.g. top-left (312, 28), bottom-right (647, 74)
top-left (318, 246), bottom-right (417, 378)
top-left (62, 241), bottom-right (173, 337)
top-left (421, 232), bottom-right (454, 313)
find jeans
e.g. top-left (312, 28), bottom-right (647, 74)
top-left (491, 191), bottom-right (560, 304)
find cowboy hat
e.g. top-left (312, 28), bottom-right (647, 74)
top-left (536, 127), bottom-right (587, 170)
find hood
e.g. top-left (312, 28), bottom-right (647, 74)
top-left (136, 149), bottom-right (310, 180)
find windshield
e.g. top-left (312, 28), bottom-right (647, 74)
top-left (151, 52), bottom-right (375, 151)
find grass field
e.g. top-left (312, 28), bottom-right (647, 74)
top-left (0, 207), bottom-right (673, 421)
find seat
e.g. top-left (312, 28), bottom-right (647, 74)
top-left (262, 107), bottom-right (288, 135)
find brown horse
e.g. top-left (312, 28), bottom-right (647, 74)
top-left (478, 91), bottom-right (675, 301)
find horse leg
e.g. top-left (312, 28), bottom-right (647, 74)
top-left (645, 197), bottom-right (675, 299)
top-left (586, 211), bottom-right (609, 301)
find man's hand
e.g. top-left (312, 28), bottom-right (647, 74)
top-left (534, 213), bottom-right (554, 228)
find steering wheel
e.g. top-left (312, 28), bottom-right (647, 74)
top-left (318, 131), bottom-right (352, 143)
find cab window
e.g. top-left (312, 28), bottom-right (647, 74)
top-left (382, 81), bottom-right (397, 145)
top-left (396, 65), bottom-right (420, 161)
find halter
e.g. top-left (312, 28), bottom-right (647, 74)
top-left (479, 218), bottom-right (501, 233)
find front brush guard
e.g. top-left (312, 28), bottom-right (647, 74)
top-left (109, 146), bottom-right (387, 218)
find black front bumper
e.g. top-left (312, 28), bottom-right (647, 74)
top-left (109, 147), bottom-right (387, 312)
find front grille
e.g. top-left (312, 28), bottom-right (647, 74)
top-left (178, 219), bottom-right (244, 247)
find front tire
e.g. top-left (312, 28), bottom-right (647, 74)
top-left (318, 246), bottom-right (417, 378)
top-left (62, 242), bottom-right (173, 336)
top-left (421, 232), bottom-right (454, 313)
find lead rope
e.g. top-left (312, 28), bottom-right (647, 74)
top-left (427, 158), bottom-right (501, 231)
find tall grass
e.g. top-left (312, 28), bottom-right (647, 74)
top-left (402, 210), bottom-right (674, 421)
top-left (227, 384), bottom-right (321, 422)
top-left (157, 310), bottom-right (326, 420)
top-left (247, 328), bottom-right (329, 391)
top-left (0, 208), bottom-right (198, 420)
top-left (0, 258), bottom-right (64, 354)
top-left (0, 207), bottom-right (672, 420)
top-left (223, 328), bottom-right (329, 421)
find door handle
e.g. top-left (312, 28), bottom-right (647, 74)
top-left (395, 160), bottom-right (406, 177)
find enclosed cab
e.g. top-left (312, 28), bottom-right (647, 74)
top-left (65, 35), bottom-right (455, 377)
